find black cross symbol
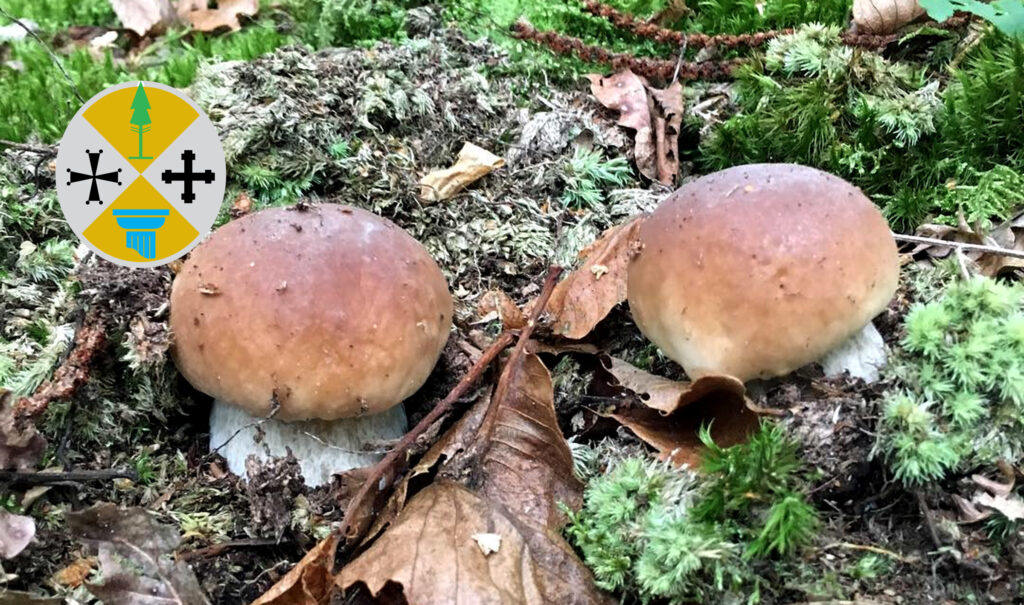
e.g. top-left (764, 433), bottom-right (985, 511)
top-left (66, 149), bottom-right (122, 205)
top-left (162, 149), bottom-right (215, 204)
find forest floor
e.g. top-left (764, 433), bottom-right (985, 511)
top-left (1, 1), bottom-right (1023, 604)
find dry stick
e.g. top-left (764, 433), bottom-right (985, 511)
top-left (0, 468), bottom-right (137, 485)
top-left (0, 139), bottom-right (57, 155)
top-left (337, 330), bottom-right (514, 540)
top-left (0, 6), bottom-right (85, 104)
top-left (822, 541), bottom-right (919, 564)
top-left (179, 538), bottom-right (280, 562)
top-left (892, 232), bottom-right (1024, 261)
top-left (337, 266), bottom-right (564, 543)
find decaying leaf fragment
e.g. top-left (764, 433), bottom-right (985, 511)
top-left (914, 210), bottom-right (1024, 277)
top-left (852, 0), bottom-right (926, 34)
top-left (597, 356), bottom-right (758, 467)
top-left (0, 509), bottom-right (35, 559)
top-left (337, 354), bottom-right (612, 604)
top-left (185, 0), bottom-right (259, 32)
top-left (418, 142), bottom-right (505, 203)
top-left (251, 532), bottom-right (339, 605)
top-left (108, 0), bottom-right (179, 36)
top-left (541, 216), bottom-right (645, 339)
top-left (586, 71), bottom-right (683, 185)
top-left (599, 356), bottom-right (745, 416)
top-left (67, 503), bottom-right (211, 605)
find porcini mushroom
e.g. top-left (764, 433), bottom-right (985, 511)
top-left (169, 204), bottom-right (453, 486)
top-left (627, 163), bottom-right (898, 382)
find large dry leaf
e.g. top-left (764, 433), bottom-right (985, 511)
top-left (67, 503), bottom-right (210, 605)
top-left (337, 354), bottom-right (611, 605)
top-left (0, 390), bottom-right (45, 471)
top-left (185, 0), bottom-right (258, 32)
top-left (419, 142), bottom-right (505, 203)
top-left (0, 510), bottom-right (35, 559)
top-left (175, 0), bottom-right (206, 18)
top-left (595, 357), bottom-right (757, 468)
top-left (541, 216), bottom-right (645, 339)
top-left (252, 533), bottom-right (339, 605)
top-left (600, 355), bottom-right (745, 416)
top-left (477, 290), bottom-right (527, 330)
top-left (586, 71), bottom-right (682, 185)
top-left (852, 0), bottom-right (926, 34)
top-left (109, 0), bottom-right (179, 36)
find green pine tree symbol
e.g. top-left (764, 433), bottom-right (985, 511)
top-left (129, 83), bottom-right (153, 160)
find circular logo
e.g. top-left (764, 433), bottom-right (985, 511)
top-left (56, 81), bottom-right (225, 267)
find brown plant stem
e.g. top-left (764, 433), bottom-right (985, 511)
top-left (14, 313), bottom-right (106, 423)
top-left (582, 0), bottom-right (790, 49)
top-left (0, 468), bottom-right (137, 485)
top-left (338, 266), bottom-right (563, 544)
top-left (511, 21), bottom-right (746, 81)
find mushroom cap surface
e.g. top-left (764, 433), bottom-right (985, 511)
top-left (627, 163), bottom-right (899, 382)
top-left (170, 204), bottom-right (453, 421)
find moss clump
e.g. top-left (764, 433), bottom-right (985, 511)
top-left (565, 422), bottom-right (819, 603)
top-left (877, 278), bottom-right (1024, 485)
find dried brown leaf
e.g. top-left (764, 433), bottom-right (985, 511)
top-left (477, 290), bottom-right (526, 330)
top-left (586, 71), bottom-right (682, 185)
top-left (0, 510), bottom-right (35, 559)
top-left (67, 503), bottom-right (210, 605)
top-left (175, 0), bottom-right (206, 19)
top-left (185, 0), bottom-right (258, 32)
top-left (418, 142), bottom-right (505, 203)
top-left (251, 532), bottom-right (339, 605)
top-left (852, 0), bottom-right (925, 34)
top-left (600, 355), bottom-right (745, 415)
top-left (52, 557), bottom-right (98, 588)
top-left (974, 492), bottom-right (1024, 521)
top-left (646, 80), bottom-right (683, 186)
top-left (108, 0), bottom-right (179, 36)
top-left (337, 354), bottom-right (611, 604)
top-left (541, 217), bottom-right (644, 339)
top-left (596, 358), bottom-right (757, 467)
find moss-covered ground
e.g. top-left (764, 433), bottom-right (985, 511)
top-left (2, 0), bottom-right (1023, 602)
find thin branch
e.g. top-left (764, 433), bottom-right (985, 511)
top-left (338, 330), bottom-right (515, 541)
top-left (0, 6), bottom-right (85, 104)
top-left (0, 468), bottom-right (137, 486)
top-left (893, 233), bottom-right (1024, 261)
top-left (179, 538), bottom-right (281, 562)
top-left (822, 541), bottom-right (920, 564)
top-left (0, 140), bottom-right (57, 155)
top-left (338, 266), bottom-right (563, 544)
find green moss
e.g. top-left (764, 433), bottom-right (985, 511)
top-left (877, 278), bottom-right (1024, 485)
top-left (565, 422), bottom-right (819, 603)
top-left (1, 0), bottom-right (116, 29)
top-left (562, 147), bottom-right (633, 209)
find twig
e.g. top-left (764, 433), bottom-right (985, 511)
top-left (822, 541), bottom-right (920, 564)
top-left (179, 538), bottom-right (281, 562)
top-left (915, 491), bottom-right (943, 549)
top-left (0, 140), bottom-right (57, 155)
top-left (0, 6), bottom-right (85, 104)
top-left (338, 266), bottom-right (563, 544)
top-left (511, 21), bottom-right (746, 81)
top-left (337, 330), bottom-right (515, 541)
top-left (0, 468), bottom-right (137, 486)
top-left (893, 232), bottom-right (1024, 261)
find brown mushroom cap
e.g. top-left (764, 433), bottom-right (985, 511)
top-left (627, 163), bottom-right (899, 382)
top-left (170, 204), bottom-right (453, 421)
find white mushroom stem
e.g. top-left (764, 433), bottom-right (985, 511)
top-left (819, 322), bottom-right (888, 383)
top-left (209, 400), bottom-right (408, 487)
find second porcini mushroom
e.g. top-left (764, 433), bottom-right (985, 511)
top-left (169, 204), bottom-right (453, 486)
top-left (627, 163), bottom-right (899, 382)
